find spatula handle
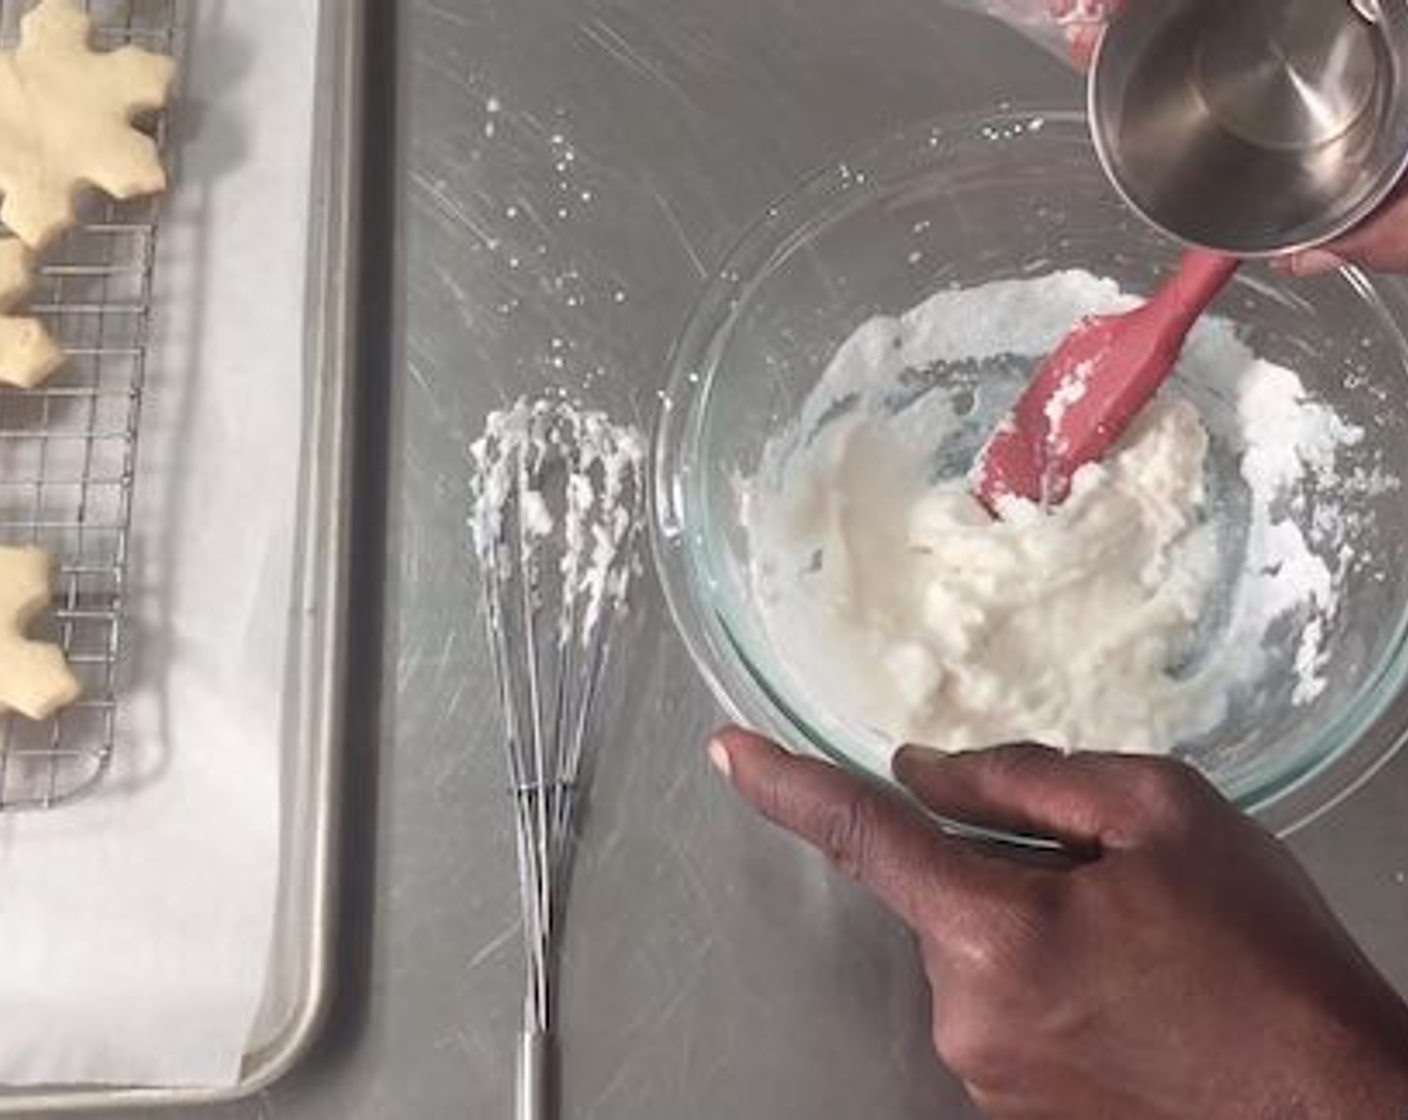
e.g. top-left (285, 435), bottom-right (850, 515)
top-left (1150, 250), bottom-right (1239, 335)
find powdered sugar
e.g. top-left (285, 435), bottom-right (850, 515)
top-left (1043, 357), bottom-right (1093, 432)
top-left (1229, 365), bottom-right (1357, 703)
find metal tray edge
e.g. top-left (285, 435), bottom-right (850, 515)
top-left (0, 0), bottom-right (366, 1110)
top-left (213, 0), bottom-right (366, 1095)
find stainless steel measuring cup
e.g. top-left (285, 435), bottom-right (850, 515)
top-left (1089, 0), bottom-right (1408, 255)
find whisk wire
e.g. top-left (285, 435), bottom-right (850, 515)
top-left (479, 542), bottom-right (544, 1028)
top-left (469, 397), bottom-right (646, 1094)
top-left (554, 622), bottom-right (612, 877)
top-left (519, 467), bottom-right (554, 1031)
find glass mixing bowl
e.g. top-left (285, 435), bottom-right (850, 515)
top-left (652, 109), bottom-right (1408, 835)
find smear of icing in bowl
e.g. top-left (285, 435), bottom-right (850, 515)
top-left (742, 270), bottom-right (1395, 775)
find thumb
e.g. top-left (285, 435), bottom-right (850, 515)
top-left (1277, 189), bottom-right (1408, 277)
top-left (709, 727), bottom-right (1013, 935)
top-left (893, 744), bottom-right (1210, 852)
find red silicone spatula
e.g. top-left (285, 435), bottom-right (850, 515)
top-left (972, 250), bottom-right (1239, 514)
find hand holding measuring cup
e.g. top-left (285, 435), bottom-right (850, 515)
top-left (1070, 0), bottom-right (1408, 276)
top-left (969, 0), bottom-right (1408, 276)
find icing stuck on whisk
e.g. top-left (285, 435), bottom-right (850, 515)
top-left (469, 397), bottom-right (646, 643)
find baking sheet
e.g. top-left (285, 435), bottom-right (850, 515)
top-left (0, 0), bottom-right (319, 1089)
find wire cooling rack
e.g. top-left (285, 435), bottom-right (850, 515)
top-left (0, 0), bottom-right (179, 809)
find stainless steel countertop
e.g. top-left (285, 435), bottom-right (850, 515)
top-left (104, 1), bottom-right (1408, 1116)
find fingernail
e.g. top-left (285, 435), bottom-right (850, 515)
top-left (1286, 250), bottom-right (1346, 278)
top-left (707, 738), bottom-right (733, 780)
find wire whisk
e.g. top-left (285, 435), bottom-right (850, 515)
top-left (469, 396), bottom-right (646, 1120)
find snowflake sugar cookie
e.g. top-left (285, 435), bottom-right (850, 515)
top-left (0, 239), bottom-right (62, 387)
top-left (0, 0), bottom-right (175, 250)
top-left (0, 546), bottom-right (80, 720)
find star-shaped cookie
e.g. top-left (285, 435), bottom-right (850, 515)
top-left (0, 238), bottom-right (63, 388)
top-left (0, 0), bottom-right (176, 250)
top-left (0, 545), bottom-right (80, 720)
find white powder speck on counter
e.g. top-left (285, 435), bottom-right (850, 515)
top-left (745, 270), bottom-right (1381, 766)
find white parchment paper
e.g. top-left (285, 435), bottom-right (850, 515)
top-left (0, 0), bottom-right (318, 1087)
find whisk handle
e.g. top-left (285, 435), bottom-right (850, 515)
top-left (516, 1029), bottom-right (555, 1120)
